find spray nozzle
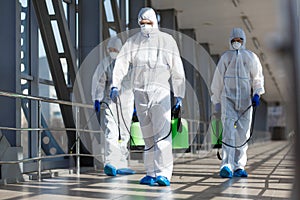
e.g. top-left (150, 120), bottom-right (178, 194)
top-left (118, 133), bottom-right (121, 143)
top-left (234, 121), bottom-right (237, 128)
top-left (233, 104), bottom-right (253, 129)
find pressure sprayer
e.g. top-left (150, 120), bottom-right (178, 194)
top-left (171, 105), bottom-right (189, 149)
top-left (211, 104), bottom-right (257, 160)
top-left (72, 97), bottom-right (189, 153)
top-left (129, 104), bottom-right (189, 151)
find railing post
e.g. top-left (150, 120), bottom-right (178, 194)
top-left (37, 100), bottom-right (42, 181)
top-left (0, 91), bottom-right (100, 178)
top-left (75, 106), bottom-right (80, 176)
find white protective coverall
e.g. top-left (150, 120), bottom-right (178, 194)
top-left (112, 8), bottom-right (185, 180)
top-left (211, 28), bottom-right (265, 172)
top-left (91, 37), bottom-right (134, 169)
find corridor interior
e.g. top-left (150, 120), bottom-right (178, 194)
top-left (0, 141), bottom-right (294, 200)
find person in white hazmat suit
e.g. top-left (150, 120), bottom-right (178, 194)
top-left (109, 7), bottom-right (185, 186)
top-left (91, 36), bottom-right (135, 176)
top-left (211, 28), bottom-right (265, 178)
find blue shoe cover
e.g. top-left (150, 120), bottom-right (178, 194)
top-left (117, 168), bottom-right (136, 175)
top-left (104, 164), bottom-right (117, 176)
top-left (233, 169), bottom-right (248, 177)
top-left (140, 175), bottom-right (156, 186)
top-left (156, 176), bottom-right (170, 186)
top-left (220, 166), bottom-right (233, 178)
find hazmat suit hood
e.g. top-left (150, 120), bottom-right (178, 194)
top-left (137, 7), bottom-right (159, 36)
top-left (107, 36), bottom-right (122, 59)
top-left (107, 37), bottom-right (122, 52)
top-left (229, 28), bottom-right (246, 50)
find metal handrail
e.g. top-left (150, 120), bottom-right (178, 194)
top-left (0, 90), bottom-right (97, 180)
top-left (0, 90), bottom-right (207, 180)
top-left (0, 153), bottom-right (103, 164)
top-left (0, 126), bottom-right (100, 133)
top-left (0, 91), bottom-right (92, 108)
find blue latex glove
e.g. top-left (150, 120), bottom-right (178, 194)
top-left (94, 100), bottom-right (101, 112)
top-left (110, 87), bottom-right (119, 103)
top-left (175, 97), bottom-right (182, 110)
top-left (252, 94), bottom-right (260, 107)
top-left (214, 103), bottom-right (221, 113)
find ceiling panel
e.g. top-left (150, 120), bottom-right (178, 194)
top-left (151, 0), bottom-right (286, 104)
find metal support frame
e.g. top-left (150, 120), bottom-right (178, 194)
top-left (78, 0), bottom-right (124, 62)
top-left (32, 0), bottom-right (77, 152)
top-left (110, 0), bottom-right (123, 33)
top-left (119, 0), bottom-right (127, 31)
top-left (75, 106), bottom-right (80, 176)
top-left (0, 0), bottom-right (21, 147)
top-left (0, 90), bottom-right (101, 181)
top-left (52, 0), bottom-right (77, 83)
top-left (18, 1), bottom-right (66, 160)
top-left (157, 9), bottom-right (178, 31)
top-left (37, 100), bottom-right (42, 181)
top-left (28, 0), bottom-right (40, 159)
top-left (101, 1), bottom-right (110, 41)
top-left (129, 0), bottom-right (147, 29)
top-left (78, 0), bottom-right (102, 63)
top-left (65, 0), bottom-right (77, 55)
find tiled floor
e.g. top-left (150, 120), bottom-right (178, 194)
top-left (0, 141), bottom-right (294, 199)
